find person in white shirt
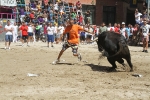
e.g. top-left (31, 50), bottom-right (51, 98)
top-left (120, 22), bottom-right (128, 39)
top-left (4, 20), bottom-right (13, 50)
top-left (57, 24), bottom-right (64, 43)
top-left (47, 23), bottom-right (55, 47)
top-left (140, 19), bottom-right (150, 53)
top-left (54, 2), bottom-right (58, 11)
top-left (27, 23), bottom-right (34, 44)
top-left (135, 10), bottom-right (142, 24)
top-left (12, 22), bottom-right (18, 43)
top-left (107, 23), bottom-right (113, 31)
top-left (53, 23), bottom-right (58, 43)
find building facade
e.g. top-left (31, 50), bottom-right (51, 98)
top-left (96, 0), bottom-right (144, 26)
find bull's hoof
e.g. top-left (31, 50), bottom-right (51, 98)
top-left (130, 69), bottom-right (134, 72)
top-left (107, 67), bottom-right (117, 72)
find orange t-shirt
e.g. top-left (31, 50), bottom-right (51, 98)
top-left (63, 24), bottom-right (83, 44)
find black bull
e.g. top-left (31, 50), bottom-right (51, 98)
top-left (94, 31), bottom-right (133, 72)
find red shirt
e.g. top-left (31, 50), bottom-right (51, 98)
top-left (20, 25), bottom-right (28, 36)
top-left (30, 13), bottom-right (34, 19)
top-left (114, 27), bottom-right (120, 34)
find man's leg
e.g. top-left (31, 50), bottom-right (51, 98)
top-left (145, 37), bottom-right (149, 53)
top-left (142, 38), bottom-right (146, 52)
top-left (53, 42), bottom-right (69, 64)
top-left (57, 49), bottom-right (65, 60)
top-left (72, 45), bottom-right (82, 61)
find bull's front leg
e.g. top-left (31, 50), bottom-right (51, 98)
top-left (107, 58), bottom-right (117, 72)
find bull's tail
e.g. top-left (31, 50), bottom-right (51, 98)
top-left (108, 42), bottom-right (123, 58)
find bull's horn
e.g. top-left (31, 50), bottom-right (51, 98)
top-left (92, 37), bottom-right (98, 42)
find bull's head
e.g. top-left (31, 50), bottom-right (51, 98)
top-left (92, 38), bottom-right (103, 52)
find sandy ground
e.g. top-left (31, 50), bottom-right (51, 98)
top-left (0, 41), bottom-right (150, 100)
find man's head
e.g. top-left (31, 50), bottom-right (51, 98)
top-left (68, 19), bottom-right (74, 26)
top-left (7, 20), bottom-right (10, 26)
top-left (122, 22), bottom-right (125, 27)
top-left (101, 22), bottom-right (105, 26)
top-left (22, 22), bottom-right (26, 26)
top-left (143, 18), bottom-right (147, 25)
top-left (14, 22), bottom-right (16, 26)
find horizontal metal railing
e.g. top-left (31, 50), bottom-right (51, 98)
top-left (0, 13), bottom-right (14, 19)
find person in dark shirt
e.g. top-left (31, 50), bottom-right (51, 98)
top-left (85, 10), bottom-right (91, 25)
top-left (24, 14), bottom-right (31, 23)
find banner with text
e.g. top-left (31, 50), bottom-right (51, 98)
top-left (0, 0), bottom-right (17, 6)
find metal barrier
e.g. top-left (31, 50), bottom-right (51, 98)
top-left (0, 13), bottom-right (14, 19)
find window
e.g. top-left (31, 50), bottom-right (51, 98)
top-left (103, 6), bottom-right (116, 25)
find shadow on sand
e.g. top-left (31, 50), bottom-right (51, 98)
top-left (85, 64), bottom-right (125, 72)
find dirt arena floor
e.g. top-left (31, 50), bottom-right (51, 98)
top-left (0, 42), bottom-right (150, 100)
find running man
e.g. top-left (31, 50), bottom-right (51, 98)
top-left (53, 19), bottom-right (92, 64)
top-left (4, 20), bottom-right (13, 50)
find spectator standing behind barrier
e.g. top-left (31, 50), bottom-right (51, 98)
top-left (126, 24), bottom-right (131, 37)
top-left (85, 10), bottom-right (91, 25)
top-left (35, 23), bottom-right (41, 42)
top-left (113, 23), bottom-right (119, 33)
top-left (44, 23), bottom-right (48, 42)
top-left (99, 22), bottom-right (107, 34)
top-left (71, 11), bottom-right (77, 21)
top-left (24, 14), bottom-right (31, 23)
top-left (30, 11), bottom-right (35, 23)
top-left (133, 24), bottom-right (139, 40)
top-left (77, 13), bottom-right (83, 25)
top-left (53, 23), bottom-right (58, 43)
top-left (43, 11), bottom-right (48, 23)
top-left (20, 8), bottom-right (25, 22)
top-left (19, 22), bottom-right (29, 46)
top-left (135, 9), bottom-right (142, 24)
top-left (4, 20), bottom-right (13, 50)
top-left (57, 24), bottom-right (64, 43)
top-left (76, 0), bottom-right (82, 10)
top-left (47, 23), bottom-right (55, 48)
top-left (12, 22), bottom-right (18, 43)
top-left (120, 22), bottom-right (128, 39)
top-left (107, 23), bottom-right (113, 31)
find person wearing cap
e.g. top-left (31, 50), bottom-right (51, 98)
top-left (53, 19), bottom-right (93, 64)
top-left (140, 19), bottom-right (150, 53)
top-left (120, 22), bottom-right (128, 39)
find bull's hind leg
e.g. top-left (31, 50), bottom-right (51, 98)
top-left (117, 58), bottom-right (128, 71)
top-left (125, 57), bottom-right (133, 72)
top-left (107, 58), bottom-right (117, 72)
top-left (117, 58), bottom-right (125, 65)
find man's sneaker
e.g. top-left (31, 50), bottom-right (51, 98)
top-left (52, 59), bottom-right (60, 65)
top-left (78, 53), bottom-right (82, 61)
top-left (145, 50), bottom-right (148, 53)
top-left (4, 47), bottom-right (6, 50)
top-left (8, 47), bottom-right (10, 50)
top-left (142, 50), bottom-right (145, 52)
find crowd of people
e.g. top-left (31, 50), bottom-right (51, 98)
top-left (2, 0), bottom-right (150, 63)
